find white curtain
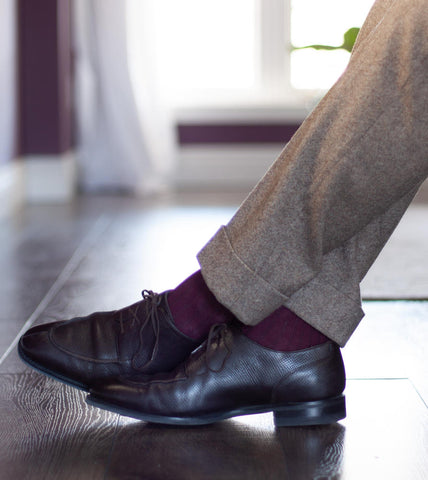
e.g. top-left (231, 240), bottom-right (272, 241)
top-left (0, 0), bottom-right (15, 165)
top-left (74, 0), bottom-right (174, 193)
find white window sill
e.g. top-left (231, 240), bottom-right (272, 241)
top-left (173, 97), bottom-right (321, 124)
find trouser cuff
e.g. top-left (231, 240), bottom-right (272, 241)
top-left (198, 226), bottom-right (364, 347)
top-left (197, 226), bottom-right (288, 324)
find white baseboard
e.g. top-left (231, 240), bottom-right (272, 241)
top-left (174, 144), bottom-right (284, 190)
top-left (175, 146), bottom-right (428, 206)
top-left (21, 151), bottom-right (76, 203)
top-left (0, 162), bottom-right (22, 218)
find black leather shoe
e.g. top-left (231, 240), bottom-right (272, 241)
top-left (18, 291), bottom-right (200, 391)
top-left (87, 323), bottom-right (346, 427)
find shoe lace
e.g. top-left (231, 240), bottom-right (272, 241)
top-left (204, 323), bottom-right (231, 373)
top-left (118, 290), bottom-right (163, 368)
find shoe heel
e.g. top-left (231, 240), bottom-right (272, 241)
top-left (273, 395), bottom-right (346, 427)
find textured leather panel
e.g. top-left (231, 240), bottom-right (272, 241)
top-left (91, 324), bottom-right (346, 417)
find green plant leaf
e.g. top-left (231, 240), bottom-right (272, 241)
top-left (342, 27), bottom-right (360, 52)
top-left (292, 27), bottom-right (360, 53)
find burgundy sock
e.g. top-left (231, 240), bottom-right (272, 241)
top-left (167, 270), bottom-right (235, 341)
top-left (241, 306), bottom-right (329, 351)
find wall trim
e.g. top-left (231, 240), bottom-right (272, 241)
top-left (174, 144), bottom-right (284, 190)
top-left (174, 144), bottom-right (428, 202)
top-left (0, 162), bottom-right (23, 218)
top-left (173, 105), bottom-right (310, 123)
top-left (21, 151), bottom-right (76, 203)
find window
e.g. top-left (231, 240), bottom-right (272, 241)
top-left (291, 0), bottom-right (375, 89)
top-left (127, 0), bottom-right (375, 107)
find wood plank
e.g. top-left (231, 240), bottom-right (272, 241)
top-left (0, 196), bottom-right (427, 479)
top-left (107, 413), bottom-right (288, 480)
top-left (1, 204), bottom-right (235, 374)
top-left (343, 301), bottom-right (428, 404)
top-left (277, 423), bottom-right (345, 480)
top-left (0, 372), bottom-right (118, 480)
top-left (1, 352), bottom-right (427, 478)
top-left (105, 379), bottom-right (426, 480)
top-left (342, 379), bottom-right (428, 480)
top-left (0, 203), bottom-right (109, 361)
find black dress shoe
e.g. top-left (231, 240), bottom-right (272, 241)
top-left (87, 323), bottom-right (346, 427)
top-left (18, 291), bottom-right (200, 391)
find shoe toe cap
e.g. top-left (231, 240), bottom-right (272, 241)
top-left (18, 325), bottom-right (90, 389)
top-left (19, 320), bottom-right (78, 364)
top-left (19, 327), bottom-right (56, 362)
top-left (21, 320), bottom-right (64, 337)
top-left (19, 325), bottom-right (76, 375)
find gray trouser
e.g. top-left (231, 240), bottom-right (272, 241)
top-left (197, 0), bottom-right (428, 346)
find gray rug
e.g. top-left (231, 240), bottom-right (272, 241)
top-left (361, 205), bottom-right (428, 299)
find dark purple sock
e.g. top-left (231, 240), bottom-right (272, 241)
top-left (241, 306), bottom-right (329, 351)
top-left (168, 270), bottom-right (235, 341)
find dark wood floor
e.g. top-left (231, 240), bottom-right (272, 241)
top-left (0, 194), bottom-right (427, 480)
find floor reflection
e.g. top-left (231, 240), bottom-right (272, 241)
top-left (107, 416), bottom-right (345, 479)
top-left (277, 423), bottom-right (345, 479)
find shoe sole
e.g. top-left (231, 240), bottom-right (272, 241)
top-left (18, 341), bottom-right (89, 392)
top-left (86, 394), bottom-right (346, 427)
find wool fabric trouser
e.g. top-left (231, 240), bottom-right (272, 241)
top-left (197, 0), bottom-right (428, 347)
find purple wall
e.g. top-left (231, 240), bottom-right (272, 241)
top-left (17, 0), bottom-right (73, 156)
top-left (177, 122), bottom-right (301, 146)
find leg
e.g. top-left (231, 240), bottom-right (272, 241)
top-left (21, 0), bottom-right (427, 426)
top-left (198, 0), bottom-right (428, 346)
top-left (87, 0), bottom-right (428, 426)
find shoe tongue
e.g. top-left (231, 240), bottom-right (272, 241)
top-left (131, 337), bottom-right (156, 370)
top-left (127, 295), bottom-right (162, 371)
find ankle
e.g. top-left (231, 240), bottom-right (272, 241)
top-left (241, 306), bottom-right (329, 351)
top-left (168, 271), bottom-right (235, 341)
